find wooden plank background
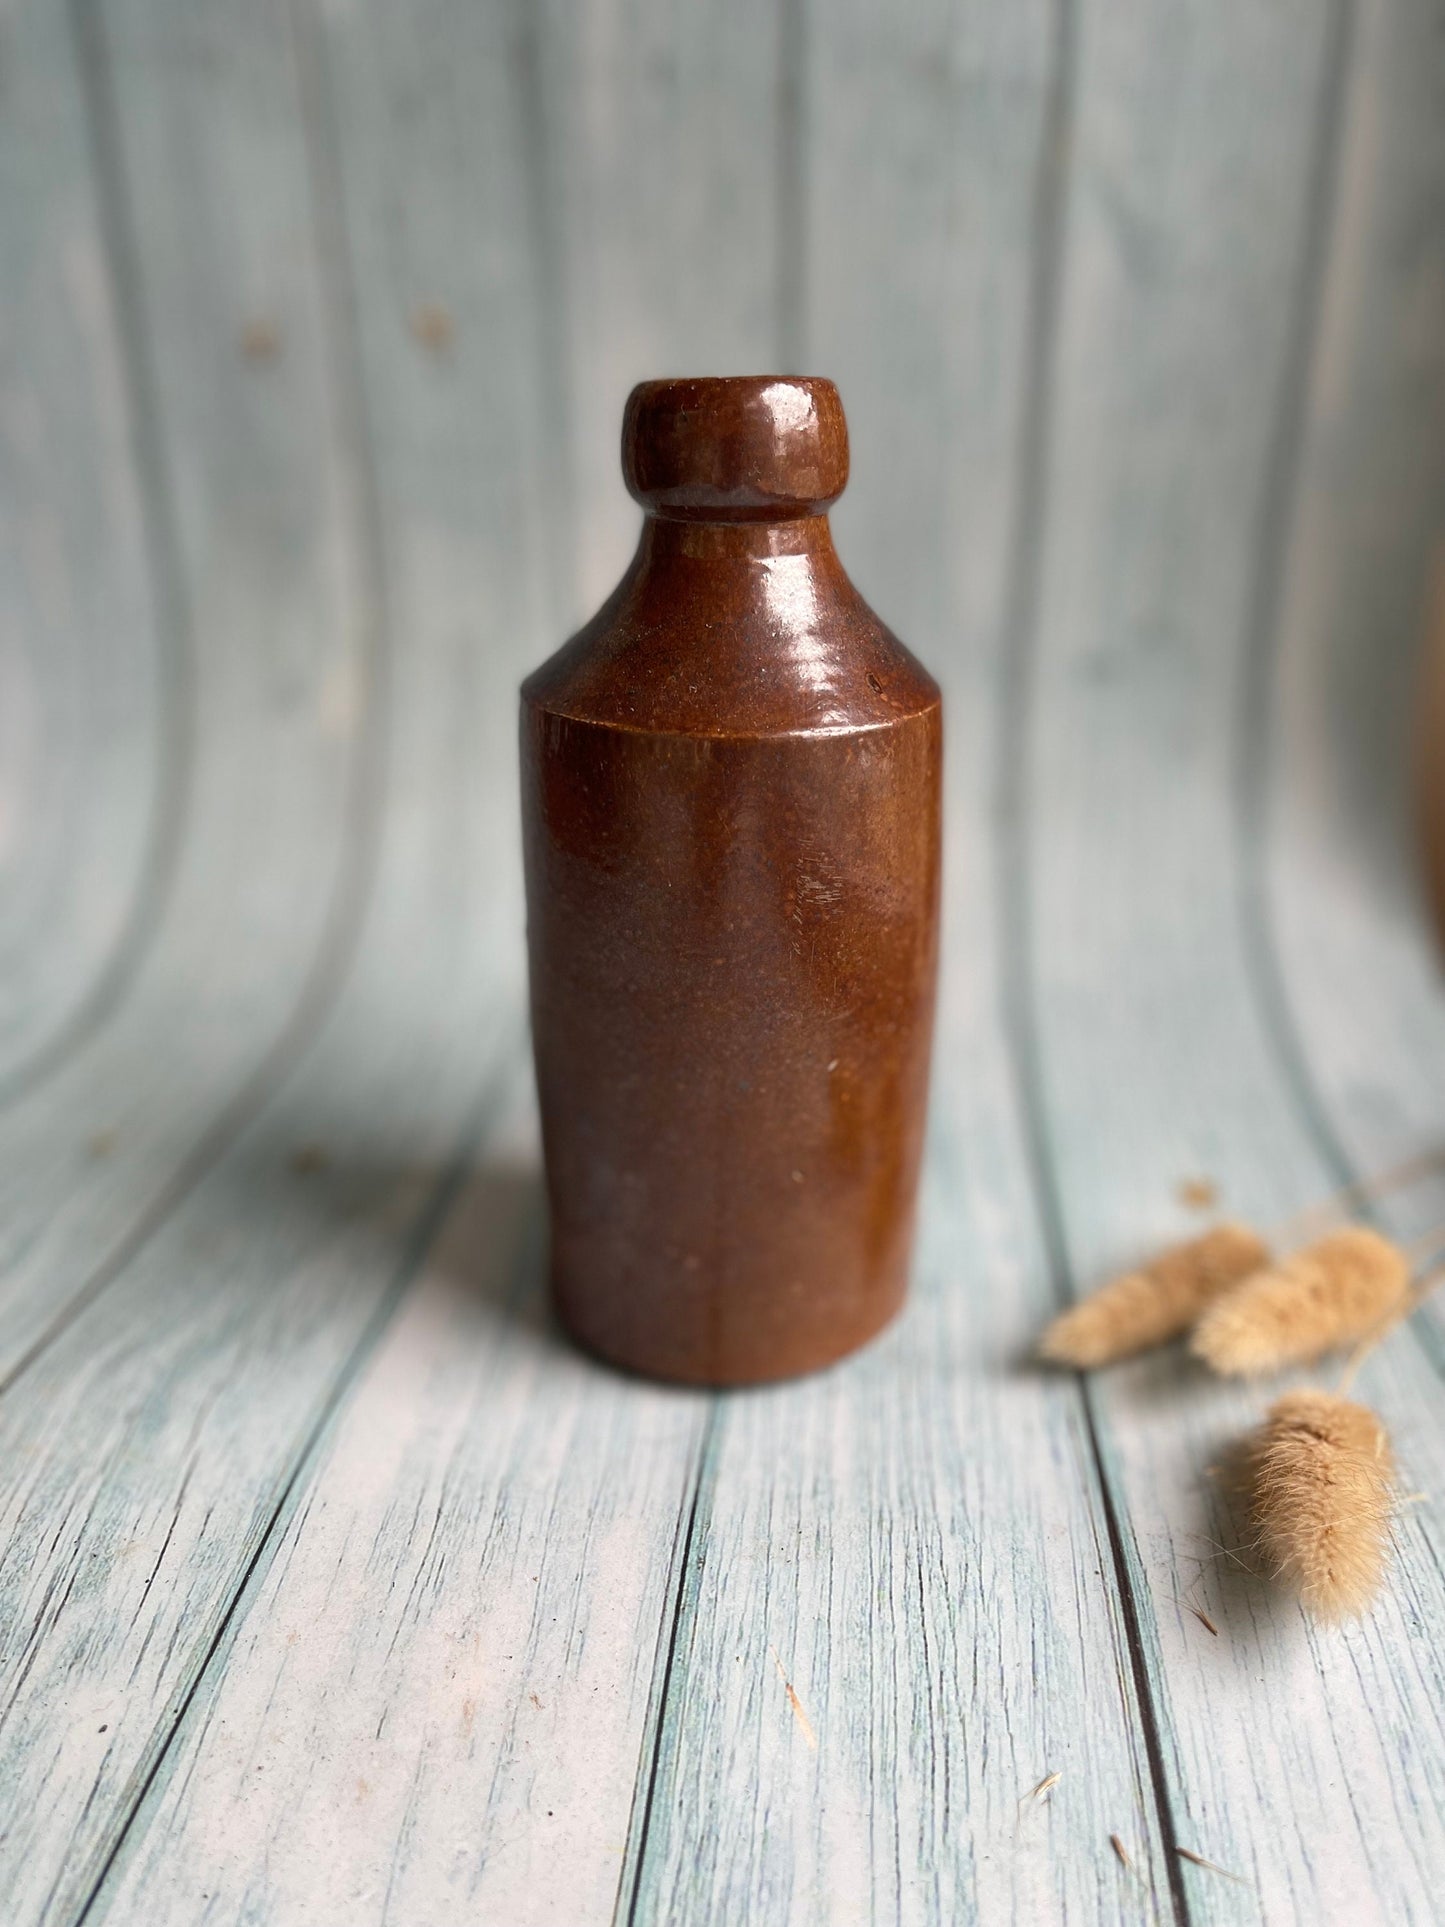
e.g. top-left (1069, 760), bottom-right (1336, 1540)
top-left (1, 0), bottom-right (1443, 1920)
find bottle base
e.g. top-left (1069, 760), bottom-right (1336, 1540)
top-left (552, 1279), bottom-right (907, 1389)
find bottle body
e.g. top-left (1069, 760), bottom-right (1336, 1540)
top-left (520, 380), bottom-right (941, 1384)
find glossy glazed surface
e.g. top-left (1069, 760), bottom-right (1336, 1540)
top-left (522, 378), bottom-right (942, 1383)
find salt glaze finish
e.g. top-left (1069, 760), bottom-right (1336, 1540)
top-left (521, 377), bottom-right (943, 1384)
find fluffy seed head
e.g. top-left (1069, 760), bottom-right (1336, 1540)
top-left (1249, 1390), bottom-right (1394, 1620)
top-left (1039, 1223), bottom-right (1270, 1368)
top-left (1190, 1226), bottom-right (1409, 1377)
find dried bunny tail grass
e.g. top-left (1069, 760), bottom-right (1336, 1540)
top-left (1190, 1226), bottom-right (1409, 1377)
top-left (1039, 1223), bottom-right (1270, 1368)
top-left (1249, 1391), bottom-right (1394, 1620)
top-left (1339, 1258), bottom-right (1445, 1392)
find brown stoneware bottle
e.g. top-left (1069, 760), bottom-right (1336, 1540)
top-left (520, 376), bottom-right (941, 1385)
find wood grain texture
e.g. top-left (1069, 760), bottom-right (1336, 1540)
top-left (305, 0), bottom-right (562, 942)
top-left (0, 0), bottom-right (374, 1383)
top-left (1252, 0), bottom-right (1445, 1895)
top-left (93, 1059), bottom-right (709, 1927)
top-left (0, 0), bottom-right (165, 1094)
top-left (1020, 2), bottom-right (1445, 1921)
top-left (0, 0), bottom-right (539, 1916)
top-left (1261, 0), bottom-right (1445, 1304)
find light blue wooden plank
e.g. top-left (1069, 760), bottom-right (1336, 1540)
top-left (628, 5), bottom-right (1177, 1921)
top-left (91, 1060), bottom-right (709, 1927)
top-left (1020, 3), bottom-right (1445, 1921)
top-left (0, 0), bottom-right (375, 1382)
top-left (0, 0), bottom-right (167, 1093)
top-left (294, 0), bottom-right (565, 956)
top-left (0, 0), bottom-right (549, 1914)
top-left (1256, 0), bottom-right (1445, 1277)
top-left (1248, 0), bottom-right (1445, 1804)
top-left (0, 1013), bottom-right (522, 1925)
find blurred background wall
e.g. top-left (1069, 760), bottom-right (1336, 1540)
top-left (4, 0), bottom-right (1445, 1081)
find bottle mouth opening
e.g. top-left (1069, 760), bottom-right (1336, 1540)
top-left (622, 376), bottom-right (849, 519)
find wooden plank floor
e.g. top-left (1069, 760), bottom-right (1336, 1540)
top-left (4, 0), bottom-right (1445, 1921)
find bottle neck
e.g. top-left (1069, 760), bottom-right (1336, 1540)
top-left (638, 513), bottom-right (836, 563)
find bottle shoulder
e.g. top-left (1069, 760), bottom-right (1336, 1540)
top-left (521, 534), bottom-right (941, 740)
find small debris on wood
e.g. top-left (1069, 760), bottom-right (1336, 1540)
top-left (1023, 1770), bottom-right (1061, 1802)
top-left (768, 1645), bottom-right (817, 1751)
top-left (1188, 1606), bottom-right (1219, 1637)
top-left (1176, 1846), bottom-right (1244, 1883)
top-left (240, 317), bottom-right (282, 360)
top-left (1109, 1833), bottom-right (1130, 1869)
top-left (290, 1143), bottom-right (329, 1176)
top-left (1192, 1532), bottom-right (1255, 1574)
top-left (1177, 1176), bottom-right (1218, 1211)
top-left (410, 302), bottom-right (455, 352)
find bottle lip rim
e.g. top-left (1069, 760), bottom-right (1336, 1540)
top-left (622, 376), bottom-right (849, 516)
